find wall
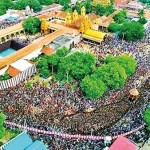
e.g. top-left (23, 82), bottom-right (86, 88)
top-left (0, 65), bottom-right (36, 90)
top-left (0, 39), bottom-right (27, 52)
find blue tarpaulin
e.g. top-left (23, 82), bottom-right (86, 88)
top-left (4, 133), bottom-right (33, 150)
top-left (25, 140), bottom-right (47, 150)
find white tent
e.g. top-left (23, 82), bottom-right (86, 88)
top-left (10, 59), bottom-right (33, 72)
top-left (23, 48), bottom-right (42, 60)
top-left (0, 66), bottom-right (9, 76)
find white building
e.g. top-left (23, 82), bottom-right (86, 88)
top-left (127, 1), bottom-right (146, 10)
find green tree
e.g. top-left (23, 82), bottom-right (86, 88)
top-left (58, 0), bottom-right (70, 6)
top-left (13, 0), bottom-right (42, 12)
top-left (23, 17), bottom-right (41, 34)
top-left (119, 21), bottom-right (145, 41)
top-left (110, 0), bottom-right (114, 4)
top-left (0, 73), bottom-right (11, 81)
top-left (84, 0), bottom-right (92, 14)
top-left (108, 22), bottom-right (121, 32)
top-left (0, 0), bottom-right (14, 15)
top-left (94, 4), bottom-right (106, 16)
top-left (81, 75), bottom-right (107, 99)
top-left (93, 62), bottom-right (127, 89)
top-left (94, 3), bottom-right (114, 16)
top-left (104, 54), bottom-right (116, 63)
top-left (0, 113), bottom-right (5, 139)
top-left (138, 17), bottom-right (147, 24)
top-left (144, 107), bottom-right (150, 131)
top-left (72, 1), bottom-right (82, 14)
top-left (116, 54), bottom-right (137, 76)
top-left (40, 66), bottom-right (50, 78)
top-left (113, 9), bottom-right (127, 24)
top-left (105, 5), bottom-right (114, 16)
top-left (104, 54), bottom-right (137, 77)
top-left (48, 54), bottom-right (60, 74)
top-left (56, 47), bottom-right (69, 57)
top-left (138, 9), bottom-right (145, 18)
top-left (38, 0), bottom-right (54, 5)
top-left (57, 52), bottom-right (96, 81)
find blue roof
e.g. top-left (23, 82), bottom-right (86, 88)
top-left (25, 140), bottom-right (48, 150)
top-left (5, 16), bottom-right (17, 21)
top-left (4, 133), bottom-right (33, 150)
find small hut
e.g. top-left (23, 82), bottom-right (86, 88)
top-left (129, 88), bottom-right (139, 100)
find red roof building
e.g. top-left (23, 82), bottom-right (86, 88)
top-left (109, 136), bottom-right (138, 150)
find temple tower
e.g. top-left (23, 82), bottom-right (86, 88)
top-left (65, 13), bottom-right (72, 25)
top-left (73, 10), bottom-right (79, 21)
top-left (81, 6), bottom-right (86, 16)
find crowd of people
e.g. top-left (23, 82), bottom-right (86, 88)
top-left (0, 22), bottom-right (150, 150)
top-left (0, 20), bottom-right (21, 30)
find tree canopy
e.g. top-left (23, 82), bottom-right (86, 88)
top-left (104, 54), bottom-right (137, 76)
top-left (36, 47), bottom-right (69, 77)
top-left (119, 21), bottom-right (145, 41)
top-left (81, 75), bottom-right (107, 100)
top-left (0, 0), bottom-right (14, 15)
top-left (57, 52), bottom-right (96, 81)
top-left (13, 0), bottom-right (42, 12)
top-left (144, 107), bottom-right (150, 131)
top-left (38, 0), bottom-right (54, 5)
top-left (94, 4), bottom-right (114, 16)
top-left (116, 54), bottom-right (137, 76)
top-left (108, 22), bottom-right (121, 32)
top-left (0, 73), bottom-right (11, 81)
top-left (0, 113), bottom-right (5, 139)
top-left (23, 17), bottom-right (41, 34)
top-left (113, 9), bottom-right (127, 24)
top-left (93, 62), bottom-right (127, 89)
top-left (138, 17), bottom-right (147, 24)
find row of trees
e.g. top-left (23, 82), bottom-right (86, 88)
top-left (108, 9), bottom-right (146, 41)
top-left (0, 0), bottom-right (70, 15)
top-left (0, 0), bottom-right (115, 17)
top-left (37, 49), bottom-right (136, 100)
top-left (94, 4), bottom-right (114, 16)
top-left (81, 54), bottom-right (137, 99)
top-left (0, 0), bottom-right (14, 15)
top-left (65, 1), bottom-right (115, 16)
top-left (108, 21), bottom-right (146, 41)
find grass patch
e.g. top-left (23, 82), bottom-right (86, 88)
top-left (0, 129), bottom-right (20, 145)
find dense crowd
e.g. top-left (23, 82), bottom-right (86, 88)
top-left (0, 23), bottom-right (150, 150)
top-left (0, 20), bottom-right (21, 30)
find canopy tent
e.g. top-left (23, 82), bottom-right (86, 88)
top-left (83, 29), bottom-right (107, 43)
top-left (84, 29), bottom-right (107, 40)
top-left (7, 59), bottom-right (33, 77)
top-left (4, 133), bottom-right (33, 150)
top-left (25, 140), bottom-right (47, 150)
top-left (0, 66), bottom-right (9, 76)
top-left (109, 136), bottom-right (138, 150)
top-left (23, 48), bottom-right (42, 60)
top-left (3, 133), bottom-right (48, 150)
